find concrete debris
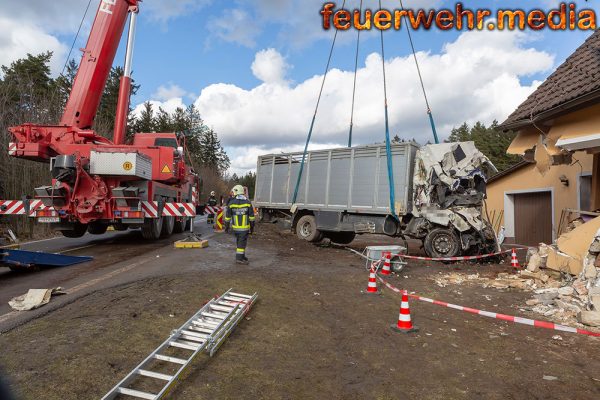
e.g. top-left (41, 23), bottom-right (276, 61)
top-left (577, 311), bottom-right (600, 327)
top-left (8, 288), bottom-right (65, 311)
top-left (429, 227), bottom-right (600, 329)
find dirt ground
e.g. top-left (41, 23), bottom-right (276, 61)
top-left (1, 223), bottom-right (600, 399)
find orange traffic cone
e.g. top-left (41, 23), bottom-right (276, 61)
top-left (391, 291), bottom-right (419, 333)
top-left (510, 249), bottom-right (520, 268)
top-left (365, 264), bottom-right (379, 294)
top-left (381, 252), bottom-right (392, 276)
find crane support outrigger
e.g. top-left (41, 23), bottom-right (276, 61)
top-left (5, 0), bottom-right (199, 240)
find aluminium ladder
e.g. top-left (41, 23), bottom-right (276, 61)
top-left (102, 289), bottom-right (258, 400)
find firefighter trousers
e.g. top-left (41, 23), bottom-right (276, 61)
top-left (234, 231), bottom-right (249, 260)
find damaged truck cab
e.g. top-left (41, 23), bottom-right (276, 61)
top-left (254, 141), bottom-right (499, 258)
top-left (405, 142), bottom-right (499, 257)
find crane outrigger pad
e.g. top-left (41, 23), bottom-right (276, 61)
top-left (0, 249), bottom-right (93, 269)
top-left (101, 289), bottom-right (257, 400)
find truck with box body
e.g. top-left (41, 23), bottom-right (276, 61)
top-left (254, 142), bottom-right (499, 258)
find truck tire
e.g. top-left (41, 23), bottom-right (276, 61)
top-left (141, 217), bottom-right (163, 240)
top-left (296, 215), bottom-right (322, 242)
top-left (326, 231), bottom-right (356, 245)
top-left (59, 223), bottom-right (88, 238)
top-left (173, 217), bottom-right (189, 233)
top-left (161, 216), bottom-right (175, 238)
top-left (424, 228), bottom-right (460, 258)
top-left (87, 223), bottom-right (108, 235)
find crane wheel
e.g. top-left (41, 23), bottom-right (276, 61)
top-left (59, 223), bottom-right (88, 238)
top-left (161, 216), bottom-right (175, 238)
top-left (173, 217), bottom-right (189, 233)
top-left (88, 223), bottom-right (108, 235)
top-left (141, 217), bottom-right (163, 240)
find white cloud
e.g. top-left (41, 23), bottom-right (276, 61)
top-left (207, 1), bottom-right (444, 50)
top-left (208, 8), bottom-right (262, 48)
top-left (227, 143), bottom-right (338, 176)
top-left (142, 0), bottom-right (213, 23)
top-left (0, 16), bottom-right (68, 75)
top-left (189, 30), bottom-right (553, 172)
top-left (152, 84), bottom-right (189, 102)
top-left (251, 49), bottom-right (290, 84)
top-left (132, 98), bottom-right (187, 118)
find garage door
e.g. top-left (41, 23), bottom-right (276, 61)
top-left (514, 192), bottom-right (553, 246)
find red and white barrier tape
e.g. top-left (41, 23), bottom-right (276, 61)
top-left (376, 275), bottom-right (600, 338)
top-left (392, 249), bottom-right (514, 262)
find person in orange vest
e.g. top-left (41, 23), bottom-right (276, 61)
top-left (224, 185), bottom-right (255, 265)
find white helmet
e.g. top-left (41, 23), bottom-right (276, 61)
top-left (232, 185), bottom-right (244, 196)
top-left (210, 191), bottom-right (216, 196)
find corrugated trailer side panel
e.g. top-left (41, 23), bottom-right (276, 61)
top-left (255, 143), bottom-right (417, 215)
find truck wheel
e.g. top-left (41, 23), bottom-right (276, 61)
top-left (141, 217), bottom-right (163, 240)
top-left (424, 228), bottom-right (460, 258)
top-left (59, 223), bottom-right (88, 238)
top-left (173, 217), bottom-right (189, 233)
top-left (296, 215), bottom-right (322, 242)
top-left (326, 231), bottom-right (356, 245)
top-left (161, 216), bottom-right (175, 237)
top-left (87, 223), bottom-right (108, 235)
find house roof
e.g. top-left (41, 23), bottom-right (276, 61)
top-left (500, 31), bottom-right (600, 130)
top-left (487, 161), bottom-right (531, 184)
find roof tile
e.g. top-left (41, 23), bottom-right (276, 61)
top-left (501, 31), bottom-right (600, 128)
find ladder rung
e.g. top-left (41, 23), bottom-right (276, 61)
top-left (169, 341), bottom-right (199, 351)
top-left (181, 330), bottom-right (209, 339)
top-left (194, 318), bottom-right (219, 326)
top-left (154, 354), bottom-right (187, 365)
top-left (187, 326), bottom-right (214, 334)
top-left (117, 387), bottom-right (156, 399)
top-left (229, 292), bottom-right (252, 299)
top-left (224, 296), bottom-right (249, 303)
top-left (137, 369), bottom-right (174, 382)
top-left (211, 304), bottom-right (234, 312)
top-left (218, 300), bottom-right (237, 307)
top-left (192, 322), bottom-right (219, 330)
top-left (179, 334), bottom-right (206, 343)
top-left (202, 312), bottom-right (226, 320)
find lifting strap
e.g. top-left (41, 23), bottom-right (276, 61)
top-left (398, 0), bottom-right (439, 144)
top-left (379, 0), bottom-right (398, 219)
top-left (348, 0), bottom-right (363, 148)
top-left (291, 0), bottom-right (347, 205)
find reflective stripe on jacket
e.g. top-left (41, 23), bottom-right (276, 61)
top-left (224, 196), bottom-right (255, 231)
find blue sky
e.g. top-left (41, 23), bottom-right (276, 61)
top-left (0, 0), bottom-right (598, 173)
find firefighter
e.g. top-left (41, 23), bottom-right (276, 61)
top-left (224, 185), bottom-right (255, 265)
top-left (207, 191), bottom-right (218, 224)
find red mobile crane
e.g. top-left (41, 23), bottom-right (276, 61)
top-left (4, 0), bottom-right (199, 240)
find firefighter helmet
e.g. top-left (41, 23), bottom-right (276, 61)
top-left (232, 185), bottom-right (244, 196)
top-left (210, 191), bottom-right (216, 196)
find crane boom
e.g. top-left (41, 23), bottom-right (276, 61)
top-left (61, 0), bottom-right (138, 130)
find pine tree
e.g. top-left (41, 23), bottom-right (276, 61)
top-left (447, 120), bottom-right (520, 173)
top-left (154, 107), bottom-right (172, 132)
top-left (133, 101), bottom-right (156, 133)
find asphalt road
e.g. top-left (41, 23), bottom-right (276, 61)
top-left (0, 216), bottom-right (212, 329)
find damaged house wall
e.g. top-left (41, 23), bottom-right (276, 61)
top-left (486, 152), bottom-right (593, 245)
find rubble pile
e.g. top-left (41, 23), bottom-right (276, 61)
top-left (431, 229), bottom-right (600, 329)
top-left (516, 229), bottom-right (600, 327)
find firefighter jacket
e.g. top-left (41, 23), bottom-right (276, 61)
top-left (224, 195), bottom-right (255, 232)
top-left (208, 196), bottom-right (218, 207)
